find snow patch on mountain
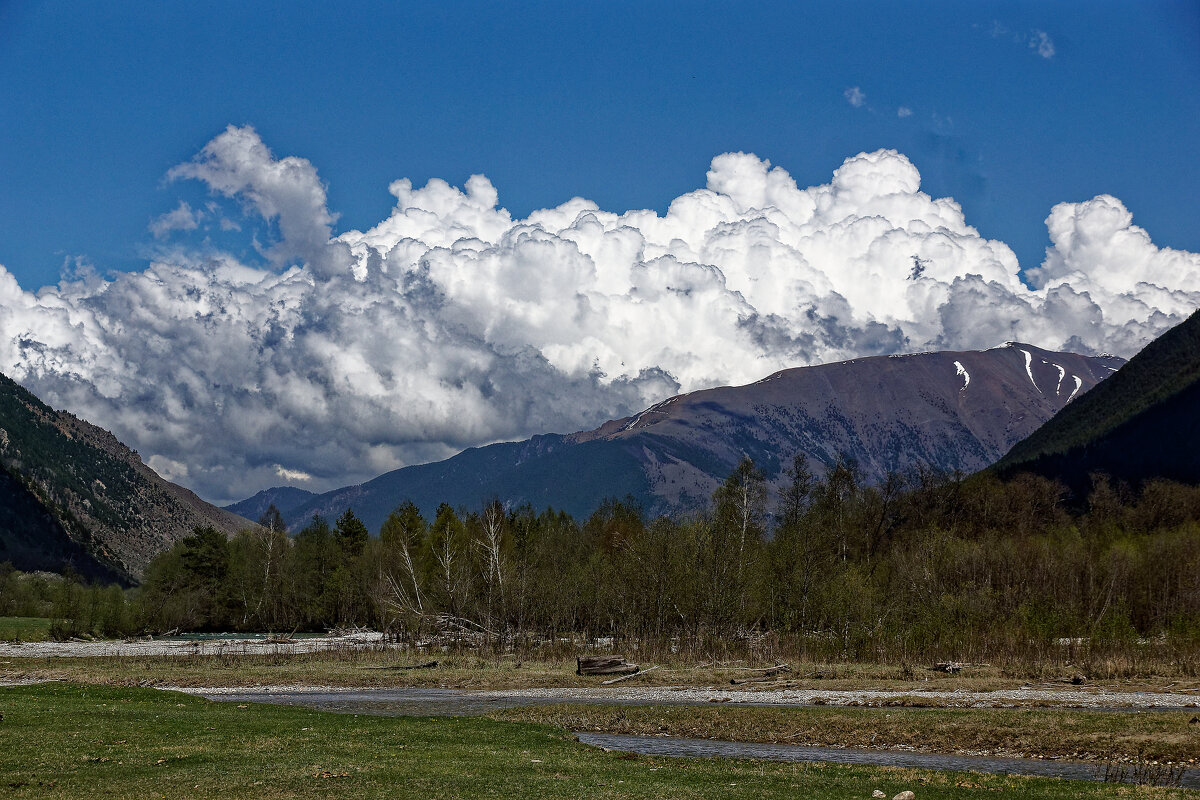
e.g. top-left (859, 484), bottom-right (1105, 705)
top-left (954, 360), bottom-right (970, 390)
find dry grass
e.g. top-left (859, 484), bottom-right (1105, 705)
top-left (5, 646), bottom-right (1200, 694)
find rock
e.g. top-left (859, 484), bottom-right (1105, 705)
top-left (893, 792), bottom-right (915, 800)
top-left (872, 791), bottom-right (886, 798)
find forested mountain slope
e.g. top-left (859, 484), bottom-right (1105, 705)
top-left (278, 344), bottom-right (1123, 532)
top-left (0, 371), bottom-right (251, 581)
top-left (997, 307), bottom-right (1200, 493)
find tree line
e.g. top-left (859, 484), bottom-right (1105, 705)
top-left (11, 456), bottom-right (1200, 664)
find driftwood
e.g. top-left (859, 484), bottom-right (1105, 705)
top-left (361, 660), bottom-right (440, 672)
top-left (729, 676), bottom-right (787, 690)
top-left (264, 626), bottom-right (301, 644)
top-left (601, 665), bottom-right (659, 685)
top-left (577, 655), bottom-right (639, 676)
top-left (928, 661), bottom-right (990, 674)
top-left (729, 664), bottom-right (791, 684)
top-left (731, 679), bottom-right (799, 690)
top-left (704, 662), bottom-right (794, 672)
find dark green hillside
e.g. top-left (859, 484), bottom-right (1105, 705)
top-left (1, 376), bottom-right (146, 533)
top-left (0, 374), bottom-right (134, 580)
top-left (998, 307), bottom-right (1200, 491)
top-left (0, 464), bottom-right (123, 582)
top-left (0, 371), bottom-right (249, 579)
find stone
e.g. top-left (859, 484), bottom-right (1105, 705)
top-left (872, 791), bottom-right (886, 798)
top-left (893, 792), bottom-right (915, 800)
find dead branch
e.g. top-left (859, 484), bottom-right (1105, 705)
top-left (386, 660), bottom-right (439, 670)
top-left (706, 662), bottom-right (787, 672)
top-left (729, 664), bottom-right (791, 684)
top-left (601, 665), bottom-right (660, 685)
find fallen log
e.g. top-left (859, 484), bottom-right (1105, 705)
top-left (361, 660), bottom-right (440, 672)
top-left (730, 674), bottom-right (788, 685)
top-left (729, 664), bottom-right (791, 684)
top-left (601, 665), bottom-right (660, 685)
top-left (928, 661), bottom-right (990, 674)
top-left (577, 655), bottom-right (639, 676)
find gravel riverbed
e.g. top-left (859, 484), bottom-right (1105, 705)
top-left (161, 683), bottom-right (1200, 710)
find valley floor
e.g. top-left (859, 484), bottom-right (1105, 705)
top-left (0, 682), bottom-right (1196, 799)
top-left (3, 639), bottom-right (1199, 794)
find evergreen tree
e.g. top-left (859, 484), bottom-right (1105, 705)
top-left (335, 508), bottom-right (369, 558)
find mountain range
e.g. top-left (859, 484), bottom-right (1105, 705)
top-left (13, 308), bottom-right (1200, 583)
top-left (0, 371), bottom-right (250, 581)
top-left (230, 343), bottom-right (1124, 532)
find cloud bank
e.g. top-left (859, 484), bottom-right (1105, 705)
top-left (1, 126), bottom-right (1197, 502)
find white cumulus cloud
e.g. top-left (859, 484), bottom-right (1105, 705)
top-left (0, 126), bottom-right (1197, 503)
top-left (274, 465), bottom-right (314, 483)
top-left (844, 87), bottom-right (866, 108)
top-left (149, 201), bottom-right (202, 239)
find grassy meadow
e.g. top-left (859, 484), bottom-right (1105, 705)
top-left (0, 617), bottom-right (52, 642)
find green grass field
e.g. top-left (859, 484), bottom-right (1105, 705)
top-left (0, 683), bottom-right (1194, 799)
top-left (0, 617), bottom-right (52, 642)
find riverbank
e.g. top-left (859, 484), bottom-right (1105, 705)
top-left (5, 644), bottom-right (1200, 699)
top-left (166, 685), bottom-right (1199, 767)
top-left (174, 681), bottom-right (1200, 711)
top-left (6, 642), bottom-right (1200, 782)
top-left (493, 700), bottom-right (1200, 768)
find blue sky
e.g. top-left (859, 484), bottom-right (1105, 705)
top-left (2, 1), bottom-right (1197, 289)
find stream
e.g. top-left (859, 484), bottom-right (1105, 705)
top-left (576, 732), bottom-right (1198, 788)
top-left (193, 687), bottom-right (1199, 788)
